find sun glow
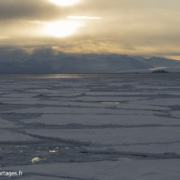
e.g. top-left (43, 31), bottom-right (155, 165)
top-left (68, 16), bottom-right (102, 20)
top-left (49, 0), bottom-right (79, 6)
top-left (43, 21), bottom-right (82, 37)
top-left (0, 36), bottom-right (9, 40)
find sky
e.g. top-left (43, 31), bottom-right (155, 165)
top-left (0, 0), bottom-right (180, 59)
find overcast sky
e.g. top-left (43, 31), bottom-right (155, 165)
top-left (0, 0), bottom-right (180, 59)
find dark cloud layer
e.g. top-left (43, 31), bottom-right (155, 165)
top-left (0, 0), bottom-right (70, 20)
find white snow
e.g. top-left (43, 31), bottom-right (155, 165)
top-left (0, 118), bottom-right (20, 128)
top-left (0, 75), bottom-right (180, 180)
top-left (3, 160), bottom-right (180, 180)
top-left (0, 129), bottom-right (39, 142)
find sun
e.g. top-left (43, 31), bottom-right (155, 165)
top-left (43, 21), bottom-right (82, 37)
top-left (49, 0), bottom-right (80, 6)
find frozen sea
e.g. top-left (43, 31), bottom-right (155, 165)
top-left (0, 74), bottom-right (180, 180)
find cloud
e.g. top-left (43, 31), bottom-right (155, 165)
top-left (0, 36), bottom-right (9, 40)
top-left (68, 16), bottom-right (102, 20)
top-left (0, 0), bottom-right (180, 58)
top-left (0, 0), bottom-right (67, 21)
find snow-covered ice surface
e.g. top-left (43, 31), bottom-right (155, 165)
top-left (1, 74), bottom-right (180, 179)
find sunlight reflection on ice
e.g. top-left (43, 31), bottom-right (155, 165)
top-left (118, 157), bottom-right (137, 161)
top-left (100, 102), bottom-right (120, 104)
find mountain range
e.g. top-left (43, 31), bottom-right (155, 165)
top-left (0, 49), bottom-right (180, 73)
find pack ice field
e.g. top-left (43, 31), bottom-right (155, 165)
top-left (0, 75), bottom-right (180, 180)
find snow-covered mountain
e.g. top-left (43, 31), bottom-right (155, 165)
top-left (0, 48), bottom-right (180, 74)
top-left (132, 56), bottom-right (180, 73)
top-left (52, 55), bottom-right (153, 73)
top-left (0, 52), bottom-right (153, 74)
top-left (132, 56), bottom-right (147, 62)
top-left (142, 57), bottom-right (180, 68)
